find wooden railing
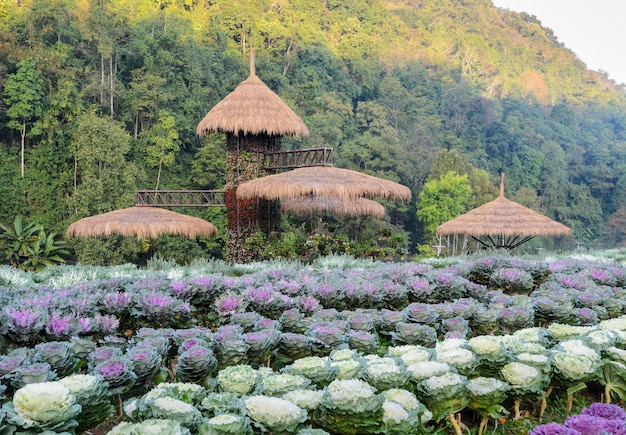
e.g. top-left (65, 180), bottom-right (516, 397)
top-left (136, 190), bottom-right (226, 207)
top-left (264, 147), bottom-right (333, 169)
top-left (136, 147), bottom-right (334, 207)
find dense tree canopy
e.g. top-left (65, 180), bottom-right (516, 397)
top-left (2, 0), bottom-right (626, 262)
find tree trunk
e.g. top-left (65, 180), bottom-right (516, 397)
top-left (20, 120), bottom-right (26, 178)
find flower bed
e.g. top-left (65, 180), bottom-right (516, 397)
top-left (1, 251), bottom-right (626, 433)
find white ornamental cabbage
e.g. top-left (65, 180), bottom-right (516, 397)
top-left (599, 316), bottom-right (626, 331)
top-left (244, 395), bottom-right (307, 432)
top-left (435, 338), bottom-right (467, 352)
top-left (420, 372), bottom-right (467, 402)
top-left (258, 373), bottom-right (311, 396)
top-left (397, 348), bottom-right (432, 366)
top-left (435, 348), bottom-right (477, 375)
top-left (382, 400), bottom-right (410, 424)
top-left (362, 360), bottom-right (410, 391)
top-left (547, 323), bottom-right (593, 340)
top-left (217, 365), bottom-right (259, 394)
top-left (12, 381), bottom-right (80, 425)
top-left (149, 396), bottom-right (203, 427)
top-left (323, 379), bottom-right (381, 413)
top-left (282, 389), bottom-right (324, 410)
top-left (500, 362), bottom-right (547, 396)
top-left (286, 356), bottom-right (337, 386)
top-left (383, 388), bottom-right (419, 411)
top-left (330, 358), bottom-right (362, 379)
top-left (406, 361), bottom-right (452, 382)
top-left (199, 413), bottom-right (250, 435)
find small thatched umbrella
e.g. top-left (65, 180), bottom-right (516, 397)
top-left (281, 196), bottom-right (385, 218)
top-left (66, 207), bottom-right (218, 240)
top-left (237, 166), bottom-right (411, 202)
top-left (436, 174), bottom-right (570, 249)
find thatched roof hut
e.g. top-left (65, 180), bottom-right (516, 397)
top-left (237, 166), bottom-right (411, 202)
top-left (196, 59), bottom-right (309, 137)
top-left (436, 174), bottom-right (570, 249)
top-left (66, 207), bottom-right (218, 240)
top-left (281, 196), bottom-right (385, 218)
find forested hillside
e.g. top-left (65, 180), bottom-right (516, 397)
top-left (1, 0), bottom-right (626, 262)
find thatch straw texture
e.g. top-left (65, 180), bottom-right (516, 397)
top-left (436, 177), bottom-right (571, 238)
top-left (66, 207), bottom-right (218, 240)
top-left (281, 196), bottom-right (385, 218)
top-left (196, 74), bottom-right (309, 137)
top-left (236, 166), bottom-right (411, 201)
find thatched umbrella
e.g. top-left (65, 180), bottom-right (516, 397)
top-left (196, 72), bottom-right (309, 137)
top-left (281, 196), bottom-right (385, 218)
top-left (237, 166), bottom-right (411, 202)
top-left (436, 174), bottom-right (571, 249)
top-left (66, 207), bottom-right (218, 240)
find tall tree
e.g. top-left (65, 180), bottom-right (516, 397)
top-left (143, 110), bottom-right (179, 190)
top-left (3, 57), bottom-right (43, 178)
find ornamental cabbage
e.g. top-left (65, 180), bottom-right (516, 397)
top-left (200, 392), bottom-right (244, 416)
top-left (175, 345), bottom-right (217, 383)
top-left (258, 373), bottom-right (311, 396)
top-left (3, 381), bottom-right (81, 433)
top-left (285, 356), bottom-right (337, 387)
top-left (361, 359), bottom-right (410, 391)
top-left (552, 340), bottom-right (601, 383)
top-left (108, 418), bottom-right (192, 435)
top-left (244, 395), bottom-right (308, 433)
top-left (147, 396), bottom-right (203, 427)
top-left (317, 378), bottom-right (384, 435)
top-left (282, 389), bottom-right (325, 410)
top-left (217, 365), bottom-right (259, 395)
top-left (418, 372), bottom-right (469, 421)
top-left (59, 373), bottom-right (113, 432)
top-left (500, 362), bottom-right (548, 397)
top-left (197, 413), bottom-right (252, 435)
top-left (406, 361), bottom-right (452, 382)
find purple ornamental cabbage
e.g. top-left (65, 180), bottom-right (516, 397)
top-left (214, 291), bottom-right (246, 318)
top-left (175, 345), bottom-right (218, 383)
top-left (279, 333), bottom-right (312, 360)
top-left (529, 423), bottom-right (579, 435)
top-left (127, 346), bottom-right (162, 384)
top-left (231, 312), bottom-right (261, 331)
top-left (0, 348), bottom-right (32, 377)
top-left (11, 363), bottom-right (57, 389)
top-left (392, 322), bottom-right (437, 347)
top-left (94, 356), bottom-right (137, 395)
top-left (34, 341), bottom-right (76, 378)
top-left (404, 303), bottom-right (439, 324)
top-left (243, 330), bottom-right (280, 363)
top-left (347, 330), bottom-right (378, 354)
top-left (88, 346), bottom-right (124, 371)
top-left (216, 339), bottom-right (250, 368)
top-left (70, 337), bottom-right (97, 360)
top-left (279, 309), bottom-right (305, 333)
top-left (45, 313), bottom-right (78, 339)
top-left (581, 403), bottom-right (626, 421)
top-left (5, 308), bottom-right (48, 342)
top-left (564, 413), bottom-right (623, 434)
top-left (308, 322), bottom-right (346, 354)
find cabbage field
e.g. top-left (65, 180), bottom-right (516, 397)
top-left (2, 250), bottom-right (626, 434)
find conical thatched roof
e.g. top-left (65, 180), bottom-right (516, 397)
top-left (436, 174), bottom-right (571, 239)
top-left (281, 196), bottom-right (385, 218)
top-left (66, 207), bottom-right (218, 240)
top-left (196, 57), bottom-right (309, 137)
top-left (237, 166), bottom-right (411, 202)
